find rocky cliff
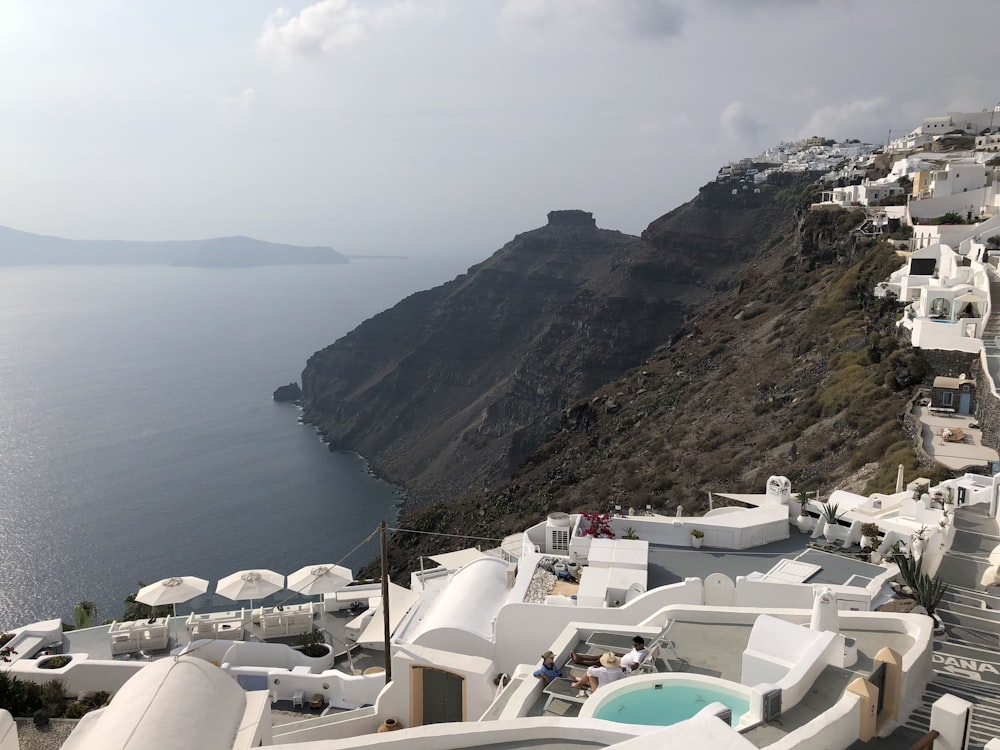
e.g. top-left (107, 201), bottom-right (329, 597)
top-left (376, 203), bottom-right (945, 578)
top-left (301, 184), bottom-right (816, 506)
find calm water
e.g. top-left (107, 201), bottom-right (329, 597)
top-left (0, 259), bottom-right (465, 629)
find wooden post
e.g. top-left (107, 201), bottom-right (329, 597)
top-left (381, 520), bottom-right (392, 683)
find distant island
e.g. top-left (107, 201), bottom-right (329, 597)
top-left (0, 225), bottom-right (348, 267)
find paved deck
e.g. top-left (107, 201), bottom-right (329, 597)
top-left (914, 403), bottom-right (998, 470)
top-left (56, 606), bottom-right (388, 727)
top-left (534, 615), bottom-right (915, 748)
top-left (647, 535), bottom-right (883, 591)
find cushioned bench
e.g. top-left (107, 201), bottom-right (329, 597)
top-left (260, 610), bottom-right (314, 639)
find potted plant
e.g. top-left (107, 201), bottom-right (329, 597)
top-left (622, 527), bottom-right (639, 541)
top-left (296, 628), bottom-right (334, 670)
top-left (860, 522), bottom-right (880, 551)
top-left (821, 503), bottom-right (843, 542)
top-left (690, 529), bottom-right (705, 549)
top-left (795, 491), bottom-right (812, 534)
top-left (580, 512), bottom-right (616, 539)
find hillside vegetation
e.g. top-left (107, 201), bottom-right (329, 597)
top-left (380, 197), bottom-right (949, 577)
top-left (301, 181), bottom-right (815, 507)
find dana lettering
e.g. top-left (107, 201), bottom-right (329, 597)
top-left (934, 654), bottom-right (1000, 675)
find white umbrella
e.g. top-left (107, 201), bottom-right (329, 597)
top-left (216, 569), bottom-right (285, 609)
top-left (286, 564), bottom-right (353, 597)
top-left (136, 576), bottom-right (209, 616)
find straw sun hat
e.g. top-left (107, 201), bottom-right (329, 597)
top-left (599, 652), bottom-right (621, 668)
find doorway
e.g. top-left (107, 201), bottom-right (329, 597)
top-left (412, 666), bottom-right (465, 725)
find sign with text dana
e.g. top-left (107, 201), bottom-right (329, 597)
top-left (933, 652), bottom-right (1000, 682)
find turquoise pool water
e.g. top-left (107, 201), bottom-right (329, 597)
top-left (593, 683), bottom-right (750, 727)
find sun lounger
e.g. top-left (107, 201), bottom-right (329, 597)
top-left (585, 632), bottom-right (636, 651)
top-left (585, 619), bottom-right (677, 671)
top-left (542, 677), bottom-right (591, 712)
top-left (942, 427), bottom-right (965, 443)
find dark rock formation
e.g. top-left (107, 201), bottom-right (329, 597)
top-left (376, 202), bottom-right (941, 581)
top-left (301, 180), bottom-right (821, 507)
top-left (273, 382), bottom-right (302, 402)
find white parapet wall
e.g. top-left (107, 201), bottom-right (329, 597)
top-left (493, 579), bottom-right (704, 674)
top-left (606, 506), bottom-right (789, 550)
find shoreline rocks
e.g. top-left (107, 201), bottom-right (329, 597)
top-left (273, 382), bottom-right (302, 402)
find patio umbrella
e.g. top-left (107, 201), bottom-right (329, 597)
top-left (286, 564), bottom-right (353, 598)
top-left (216, 569), bottom-right (285, 609)
top-left (136, 576), bottom-right (209, 616)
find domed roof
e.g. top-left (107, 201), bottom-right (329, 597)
top-left (62, 656), bottom-right (246, 750)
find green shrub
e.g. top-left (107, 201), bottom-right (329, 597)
top-left (0, 672), bottom-right (43, 717)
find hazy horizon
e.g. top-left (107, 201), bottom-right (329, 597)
top-left (2, 0), bottom-right (999, 261)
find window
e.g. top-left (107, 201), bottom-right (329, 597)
top-left (942, 391), bottom-right (954, 406)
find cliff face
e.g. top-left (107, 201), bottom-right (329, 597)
top-left (301, 183), bottom-right (816, 506)
top-left (377, 204), bottom-right (940, 580)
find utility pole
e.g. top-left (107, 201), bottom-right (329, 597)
top-left (380, 520), bottom-right (392, 683)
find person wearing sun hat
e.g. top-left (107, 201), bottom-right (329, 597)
top-left (569, 651), bottom-right (626, 696)
top-left (533, 650), bottom-right (562, 686)
top-left (571, 635), bottom-right (648, 672)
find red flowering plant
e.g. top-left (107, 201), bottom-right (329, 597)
top-left (580, 511), bottom-right (615, 539)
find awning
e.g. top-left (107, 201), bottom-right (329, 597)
top-left (427, 548), bottom-right (491, 570)
top-left (356, 583), bottom-right (421, 647)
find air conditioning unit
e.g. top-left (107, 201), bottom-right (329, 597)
top-left (546, 512), bottom-right (571, 553)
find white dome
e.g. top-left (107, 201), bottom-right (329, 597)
top-left (62, 656), bottom-right (246, 750)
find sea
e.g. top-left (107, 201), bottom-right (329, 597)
top-left (0, 258), bottom-right (468, 630)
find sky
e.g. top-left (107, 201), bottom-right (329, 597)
top-left (1, 0), bottom-right (999, 260)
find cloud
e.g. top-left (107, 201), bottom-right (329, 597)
top-left (720, 102), bottom-right (764, 142)
top-left (225, 88), bottom-right (256, 112)
top-left (258, 0), bottom-right (413, 58)
top-left (797, 97), bottom-right (885, 140)
top-left (500, 0), bottom-right (686, 39)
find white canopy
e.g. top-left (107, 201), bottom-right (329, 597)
top-left (286, 564), bottom-right (353, 596)
top-left (215, 569), bottom-right (284, 605)
top-left (427, 548), bottom-right (491, 571)
top-left (136, 577), bottom-right (209, 607)
top-left (356, 583), bottom-right (421, 647)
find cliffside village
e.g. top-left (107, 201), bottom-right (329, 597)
top-left (8, 106), bottom-right (1000, 750)
top-left (720, 106), bottom-right (1000, 476)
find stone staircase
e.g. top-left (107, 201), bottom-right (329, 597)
top-left (984, 267), bottom-right (1000, 345)
top-left (902, 506), bottom-right (1000, 750)
top-left (905, 673), bottom-right (1000, 750)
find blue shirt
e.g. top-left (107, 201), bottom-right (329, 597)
top-left (534, 660), bottom-right (561, 680)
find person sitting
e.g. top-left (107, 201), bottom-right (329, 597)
top-left (533, 650), bottom-right (561, 686)
top-left (571, 636), bottom-right (648, 672)
top-left (569, 651), bottom-right (626, 696)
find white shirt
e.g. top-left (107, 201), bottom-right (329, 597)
top-left (586, 664), bottom-right (627, 689)
top-left (621, 646), bottom-right (649, 670)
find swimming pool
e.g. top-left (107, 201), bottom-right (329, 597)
top-left (581, 674), bottom-right (756, 728)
